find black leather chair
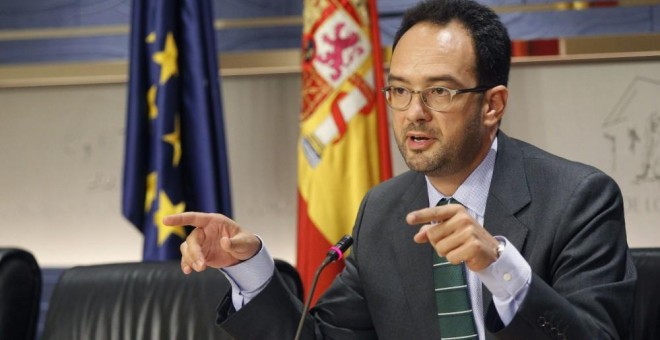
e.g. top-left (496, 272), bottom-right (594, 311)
top-left (631, 248), bottom-right (660, 340)
top-left (0, 248), bottom-right (41, 340)
top-left (41, 259), bottom-right (302, 340)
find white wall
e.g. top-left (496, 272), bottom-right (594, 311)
top-left (1, 58), bottom-right (659, 267)
top-left (0, 84), bottom-right (141, 266)
top-left (0, 74), bottom-right (307, 266)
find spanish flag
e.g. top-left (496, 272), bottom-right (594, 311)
top-left (298, 0), bottom-right (391, 303)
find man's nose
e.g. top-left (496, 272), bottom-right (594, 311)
top-left (405, 92), bottom-right (432, 122)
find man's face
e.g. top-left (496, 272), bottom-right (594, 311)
top-left (389, 21), bottom-right (488, 179)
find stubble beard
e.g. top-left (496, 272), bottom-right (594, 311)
top-left (396, 109), bottom-right (484, 177)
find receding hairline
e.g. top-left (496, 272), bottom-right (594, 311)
top-left (392, 19), bottom-right (474, 52)
top-left (388, 21), bottom-right (479, 86)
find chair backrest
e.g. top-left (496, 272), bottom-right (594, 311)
top-left (0, 248), bottom-right (41, 340)
top-left (42, 259), bottom-right (303, 340)
top-left (631, 248), bottom-right (660, 340)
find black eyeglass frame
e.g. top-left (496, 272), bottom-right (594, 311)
top-left (381, 85), bottom-right (492, 112)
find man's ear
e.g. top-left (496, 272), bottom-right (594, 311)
top-left (482, 85), bottom-right (508, 127)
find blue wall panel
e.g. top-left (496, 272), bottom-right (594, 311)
top-left (0, 36), bottom-right (128, 63)
top-left (0, 0), bottom-right (130, 29)
top-left (216, 26), bottom-right (301, 52)
top-left (212, 0), bottom-right (302, 19)
top-left (379, 16), bottom-right (403, 46)
top-left (502, 7), bottom-right (654, 40)
top-left (0, 1), bottom-right (658, 65)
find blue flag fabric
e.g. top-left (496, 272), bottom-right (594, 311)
top-left (122, 0), bottom-right (232, 261)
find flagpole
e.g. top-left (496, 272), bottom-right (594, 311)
top-left (368, 0), bottom-right (393, 181)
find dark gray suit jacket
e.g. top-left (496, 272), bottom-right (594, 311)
top-left (218, 132), bottom-right (637, 339)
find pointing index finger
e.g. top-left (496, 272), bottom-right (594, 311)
top-left (162, 211), bottom-right (219, 228)
top-left (406, 204), bottom-right (461, 225)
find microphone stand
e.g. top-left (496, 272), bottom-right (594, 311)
top-left (294, 235), bottom-right (353, 340)
top-left (294, 256), bottom-right (333, 340)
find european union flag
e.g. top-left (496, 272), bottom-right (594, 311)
top-left (122, 0), bottom-right (232, 261)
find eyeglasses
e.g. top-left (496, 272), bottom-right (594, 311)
top-left (381, 85), bottom-right (490, 112)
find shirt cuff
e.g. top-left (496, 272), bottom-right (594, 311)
top-left (477, 236), bottom-right (531, 325)
top-left (220, 236), bottom-right (275, 309)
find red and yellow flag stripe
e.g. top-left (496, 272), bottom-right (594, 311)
top-left (298, 0), bottom-right (391, 303)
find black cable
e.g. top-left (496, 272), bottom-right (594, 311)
top-left (294, 257), bottom-right (332, 340)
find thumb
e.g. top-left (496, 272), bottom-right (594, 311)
top-left (220, 233), bottom-right (260, 261)
top-left (413, 224), bottom-right (432, 244)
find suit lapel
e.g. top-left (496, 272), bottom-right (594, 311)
top-left (391, 173), bottom-right (441, 339)
top-left (481, 132), bottom-right (530, 313)
top-left (485, 133), bottom-right (530, 253)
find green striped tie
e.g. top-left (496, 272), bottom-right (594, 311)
top-left (434, 198), bottom-right (477, 340)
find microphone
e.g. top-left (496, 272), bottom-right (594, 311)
top-left (294, 235), bottom-right (354, 340)
top-left (323, 234), bottom-right (353, 264)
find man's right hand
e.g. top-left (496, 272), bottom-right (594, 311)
top-left (162, 212), bottom-right (261, 274)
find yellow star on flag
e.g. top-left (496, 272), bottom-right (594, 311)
top-left (152, 32), bottom-right (178, 84)
top-left (154, 190), bottom-right (186, 245)
top-left (145, 32), bottom-right (156, 44)
top-left (144, 172), bottom-right (157, 212)
top-left (162, 114), bottom-right (182, 166)
top-left (147, 85), bottom-right (158, 119)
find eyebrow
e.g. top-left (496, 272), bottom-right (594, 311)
top-left (387, 74), bottom-right (463, 86)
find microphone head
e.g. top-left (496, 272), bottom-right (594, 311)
top-left (336, 235), bottom-right (353, 252)
top-left (327, 235), bottom-right (353, 261)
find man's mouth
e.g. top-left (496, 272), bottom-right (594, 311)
top-left (406, 133), bottom-right (435, 151)
top-left (410, 136), bottom-right (430, 142)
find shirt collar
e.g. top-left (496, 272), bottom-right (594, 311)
top-left (425, 136), bottom-right (498, 218)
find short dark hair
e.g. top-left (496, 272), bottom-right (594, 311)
top-left (392, 0), bottom-right (511, 87)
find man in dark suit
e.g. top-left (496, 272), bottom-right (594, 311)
top-left (164, 0), bottom-right (636, 338)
